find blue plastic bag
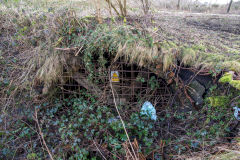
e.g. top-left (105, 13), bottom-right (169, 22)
top-left (233, 107), bottom-right (240, 121)
top-left (140, 101), bottom-right (157, 121)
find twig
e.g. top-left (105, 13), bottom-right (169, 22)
top-left (230, 95), bottom-right (240, 104)
top-left (55, 47), bottom-right (78, 51)
top-left (109, 69), bottom-right (138, 160)
top-left (34, 108), bottom-right (54, 160)
top-left (217, 147), bottom-right (240, 154)
top-left (75, 46), bottom-right (83, 56)
top-left (93, 140), bottom-right (107, 160)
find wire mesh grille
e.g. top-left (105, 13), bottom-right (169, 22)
top-left (57, 61), bottom-right (172, 106)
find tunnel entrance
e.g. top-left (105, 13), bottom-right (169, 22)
top-left (57, 59), bottom-right (172, 106)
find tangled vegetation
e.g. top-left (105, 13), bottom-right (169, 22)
top-left (0, 92), bottom-right (159, 159)
top-left (1, 0), bottom-right (240, 159)
top-left (1, 84), bottom-right (239, 159)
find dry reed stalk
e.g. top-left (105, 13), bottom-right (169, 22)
top-left (34, 108), bottom-right (54, 160)
top-left (109, 69), bottom-right (138, 160)
top-left (93, 140), bottom-right (107, 160)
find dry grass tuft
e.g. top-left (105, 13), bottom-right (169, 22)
top-left (35, 53), bottom-right (66, 93)
top-left (181, 47), bottom-right (196, 66)
top-left (116, 41), bottom-right (158, 67)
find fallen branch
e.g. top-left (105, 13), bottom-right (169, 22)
top-left (72, 72), bottom-right (102, 97)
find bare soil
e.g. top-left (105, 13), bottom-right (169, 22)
top-left (151, 11), bottom-right (240, 54)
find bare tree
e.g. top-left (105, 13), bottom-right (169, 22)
top-left (227, 0), bottom-right (233, 13)
top-left (177, 0), bottom-right (181, 9)
top-left (105, 0), bottom-right (127, 17)
top-left (140, 0), bottom-right (151, 14)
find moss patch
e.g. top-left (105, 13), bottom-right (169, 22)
top-left (219, 72), bottom-right (240, 90)
top-left (208, 96), bottom-right (230, 107)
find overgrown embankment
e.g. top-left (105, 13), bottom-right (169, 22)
top-left (1, 4), bottom-right (240, 160)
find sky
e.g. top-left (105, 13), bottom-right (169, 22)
top-left (199, 0), bottom-right (239, 4)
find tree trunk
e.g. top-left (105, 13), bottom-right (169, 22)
top-left (105, 0), bottom-right (120, 16)
top-left (140, 0), bottom-right (150, 14)
top-left (227, 0), bottom-right (233, 13)
top-left (95, 0), bottom-right (102, 23)
top-left (123, 0), bottom-right (127, 16)
top-left (177, 0), bottom-right (181, 9)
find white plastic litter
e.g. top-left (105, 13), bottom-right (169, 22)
top-left (140, 101), bottom-right (157, 121)
top-left (233, 107), bottom-right (240, 121)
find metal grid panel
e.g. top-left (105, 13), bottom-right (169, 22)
top-left (57, 61), bottom-right (172, 105)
